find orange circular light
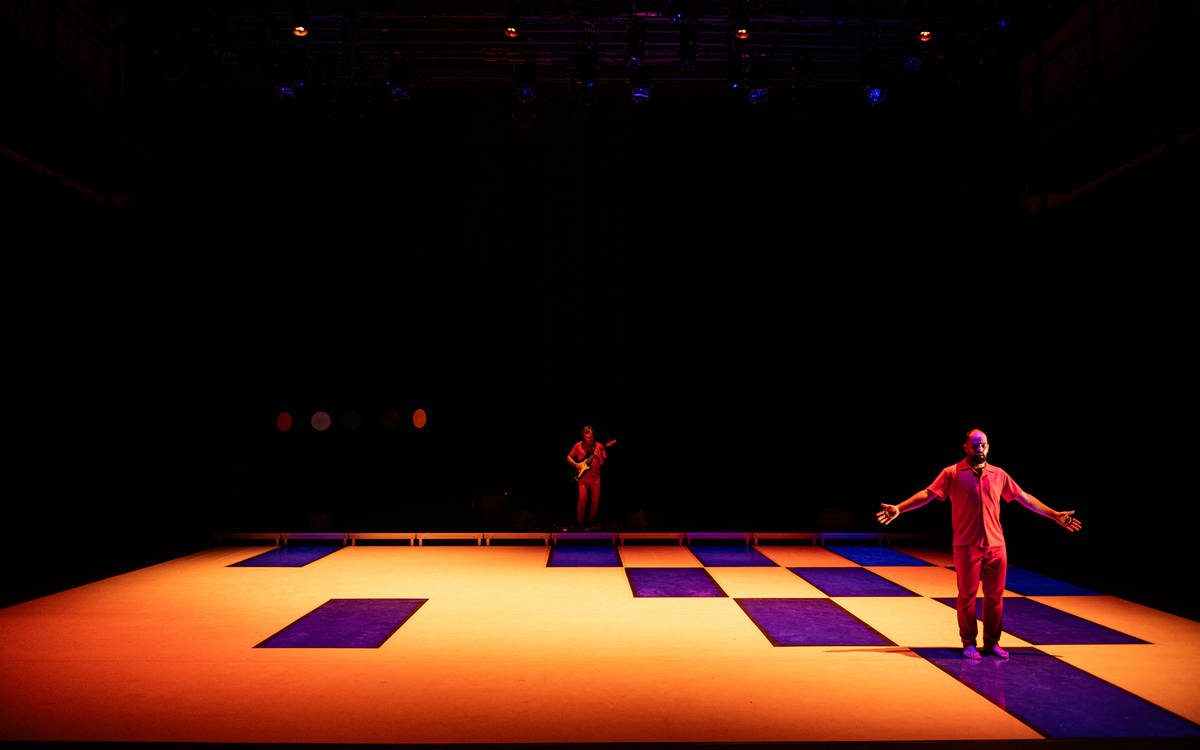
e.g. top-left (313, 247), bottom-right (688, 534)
top-left (413, 409), bottom-right (427, 429)
top-left (292, 26), bottom-right (308, 37)
top-left (505, 27), bottom-right (518, 38)
top-left (918, 30), bottom-right (932, 42)
top-left (734, 29), bottom-right (749, 40)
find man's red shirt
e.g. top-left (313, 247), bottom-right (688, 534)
top-left (927, 458), bottom-right (1024, 546)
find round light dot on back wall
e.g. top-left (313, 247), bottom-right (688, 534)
top-left (311, 411), bottom-right (331, 431)
top-left (382, 410), bottom-right (401, 429)
top-left (343, 411), bottom-right (361, 430)
top-left (277, 412), bottom-right (292, 431)
top-left (413, 409), bottom-right (427, 428)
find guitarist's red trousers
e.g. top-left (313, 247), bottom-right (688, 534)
top-left (576, 474), bottom-right (601, 524)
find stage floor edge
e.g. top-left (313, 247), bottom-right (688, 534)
top-left (1, 543), bottom-right (1197, 746)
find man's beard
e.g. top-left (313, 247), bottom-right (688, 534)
top-left (968, 452), bottom-right (987, 466)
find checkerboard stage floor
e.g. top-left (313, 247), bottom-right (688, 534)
top-left (2, 542), bottom-right (1197, 746)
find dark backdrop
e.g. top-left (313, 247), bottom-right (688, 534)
top-left (8, 89), bottom-right (1195, 619)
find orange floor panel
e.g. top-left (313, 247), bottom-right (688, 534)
top-left (0, 544), bottom-right (1194, 745)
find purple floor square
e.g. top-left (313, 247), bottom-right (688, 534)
top-left (789, 567), bottom-right (917, 596)
top-left (828, 546), bottom-right (933, 566)
top-left (257, 599), bottom-right (427, 648)
top-left (914, 647), bottom-right (1200, 738)
top-left (1003, 567), bottom-right (1099, 596)
top-left (689, 545), bottom-right (776, 567)
top-left (548, 546), bottom-right (621, 567)
top-left (230, 546), bottom-right (342, 567)
top-left (933, 596), bottom-right (1145, 644)
top-left (627, 568), bottom-right (725, 597)
top-left (736, 598), bottom-right (891, 646)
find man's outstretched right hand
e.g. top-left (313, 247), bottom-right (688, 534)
top-left (876, 504), bottom-right (899, 525)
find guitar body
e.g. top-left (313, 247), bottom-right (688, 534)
top-left (569, 439), bottom-right (616, 481)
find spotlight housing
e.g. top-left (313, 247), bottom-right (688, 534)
top-left (627, 26), bottom-right (645, 69)
top-left (388, 57), bottom-right (412, 100)
top-left (679, 24), bottom-right (698, 71)
top-left (292, 26), bottom-right (308, 37)
top-left (505, 0), bottom-right (520, 37)
top-left (747, 62), bottom-right (770, 103)
top-left (726, 37), bottom-right (743, 89)
top-left (630, 66), bottom-right (652, 103)
top-left (514, 60), bottom-right (537, 102)
top-left (574, 28), bottom-right (598, 87)
top-left (732, 0), bottom-right (750, 39)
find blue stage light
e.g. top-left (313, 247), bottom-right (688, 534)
top-left (629, 66), bottom-right (652, 103)
top-left (274, 81), bottom-right (301, 101)
top-left (514, 60), bottom-right (537, 102)
top-left (866, 87), bottom-right (887, 104)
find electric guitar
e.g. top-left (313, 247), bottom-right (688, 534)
top-left (570, 439), bottom-right (617, 481)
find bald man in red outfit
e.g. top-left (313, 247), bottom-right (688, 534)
top-left (877, 430), bottom-right (1081, 660)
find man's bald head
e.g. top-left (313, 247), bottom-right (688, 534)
top-left (964, 429), bottom-right (989, 466)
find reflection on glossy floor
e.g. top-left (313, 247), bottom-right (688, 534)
top-left (1, 543), bottom-right (1197, 745)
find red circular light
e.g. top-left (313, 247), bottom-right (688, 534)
top-left (413, 409), bottom-right (427, 429)
top-left (277, 412), bottom-right (292, 431)
top-left (918, 30), bottom-right (932, 42)
top-left (505, 27), bottom-right (518, 38)
top-left (292, 26), bottom-right (308, 37)
top-left (734, 29), bottom-right (749, 40)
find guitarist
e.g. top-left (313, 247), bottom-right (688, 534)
top-left (566, 425), bottom-right (614, 529)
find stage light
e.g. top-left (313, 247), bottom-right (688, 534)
top-left (274, 52), bottom-right (304, 101)
top-left (679, 24), bottom-right (698, 71)
top-left (671, 0), bottom-right (690, 22)
top-left (574, 27), bottom-right (598, 86)
top-left (291, 0), bottom-right (308, 38)
top-left (383, 410), bottom-right (401, 429)
top-left (732, 0), bottom-right (750, 39)
top-left (627, 26), bottom-right (645, 69)
top-left (919, 30), bottom-right (933, 42)
top-left (413, 409), bottom-right (427, 428)
top-left (726, 40), bottom-right (742, 89)
top-left (277, 412), bottom-right (293, 431)
top-left (312, 411), bottom-right (331, 431)
top-left (747, 62), bottom-right (769, 103)
top-left (905, 55), bottom-right (922, 71)
top-left (831, 0), bottom-right (850, 25)
top-left (505, 0), bottom-right (519, 37)
top-left (514, 60), bottom-right (537, 102)
top-left (388, 57), bottom-right (412, 100)
top-left (860, 24), bottom-right (886, 104)
top-left (630, 66), bottom-right (652, 103)
top-left (274, 83), bottom-right (300, 100)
